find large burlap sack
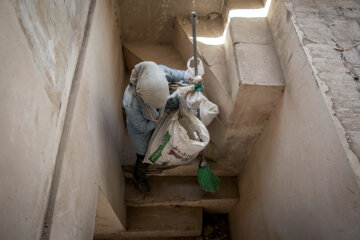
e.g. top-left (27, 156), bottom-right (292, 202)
top-left (143, 110), bottom-right (210, 166)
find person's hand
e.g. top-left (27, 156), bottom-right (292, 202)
top-left (193, 75), bottom-right (202, 84)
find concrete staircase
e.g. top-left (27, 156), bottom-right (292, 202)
top-left (114, 11), bottom-right (285, 240)
top-left (119, 206), bottom-right (203, 239)
top-left (174, 14), bottom-right (285, 170)
top-left (115, 174), bottom-right (238, 239)
top-left (125, 176), bottom-right (238, 213)
top-left (119, 42), bottom-right (240, 239)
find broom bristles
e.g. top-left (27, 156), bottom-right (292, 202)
top-left (198, 165), bottom-right (220, 193)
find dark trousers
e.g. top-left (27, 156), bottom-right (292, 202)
top-left (134, 154), bottom-right (147, 179)
top-left (136, 154), bottom-right (145, 162)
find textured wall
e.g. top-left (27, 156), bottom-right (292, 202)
top-left (119, 0), bottom-right (224, 43)
top-left (0, 0), bottom-right (127, 239)
top-left (286, 0), bottom-right (360, 183)
top-left (119, 0), bottom-right (266, 43)
top-left (47, 0), bottom-right (127, 239)
top-left (0, 0), bottom-right (90, 239)
top-left (229, 0), bottom-right (360, 239)
top-left (8, 0), bottom-right (91, 107)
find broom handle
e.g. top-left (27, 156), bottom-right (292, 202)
top-left (191, 11), bottom-right (206, 164)
top-left (191, 11), bottom-right (198, 76)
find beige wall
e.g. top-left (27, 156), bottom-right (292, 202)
top-left (119, 0), bottom-right (266, 44)
top-left (229, 0), bottom-right (360, 239)
top-left (48, 0), bottom-right (127, 239)
top-left (0, 0), bottom-right (127, 239)
top-left (0, 0), bottom-right (90, 239)
top-left (119, 0), bottom-right (224, 43)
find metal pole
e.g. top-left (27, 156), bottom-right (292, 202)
top-left (191, 11), bottom-right (198, 76)
top-left (191, 11), bottom-right (205, 163)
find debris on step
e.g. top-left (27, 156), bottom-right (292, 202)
top-left (125, 176), bottom-right (239, 213)
top-left (207, 12), bottom-right (221, 21)
top-left (173, 213), bottom-right (231, 240)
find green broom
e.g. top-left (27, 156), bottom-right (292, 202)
top-left (198, 155), bottom-right (220, 193)
top-left (191, 11), bottom-right (220, 193)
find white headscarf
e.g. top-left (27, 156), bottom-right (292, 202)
top-left (130, 61), bottom-right (169, 121)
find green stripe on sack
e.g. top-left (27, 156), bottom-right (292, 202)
top-left (148, 131), bottom-right (171, 163)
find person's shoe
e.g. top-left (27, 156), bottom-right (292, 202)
top-left (134, 159), bottom-right (151, 193)
top-left (134, 176), bottom-right (151, 193)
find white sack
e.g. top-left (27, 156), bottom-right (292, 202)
top-left (143, 110), bottom-right (209, 166)
top-left (184, 57), bottom-right (204, 80)
top-left (198, 94), bottom-right (219, 126)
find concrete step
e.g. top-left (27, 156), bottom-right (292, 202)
top-left (172, 16), bottom-right (236, 164)
top-left (174, 16), bottom-right (232, 99)
top-left (172, 15), bottom-right (285, 171)
top-left (125, 176), bottom-right (239, 213)
top-left (118, 206), bottom-right (202, 239)
top-left (123, 42), bottom-right (186, 71)
top-left (122, 159), bottom-right (239, 178)
top-left (221, 17), bottom-right (285, 170)
top-left (173, 16), bottom-right (234, 128)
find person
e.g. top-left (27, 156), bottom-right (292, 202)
top-left (123, 61), bottom-right (186, 193)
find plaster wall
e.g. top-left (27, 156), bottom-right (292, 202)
top-left (0, 0), bottom-right (90, 239)
top-left (47, 0), bottom-right (127, 239)
top-left (284, 0), bottom-right (360, 185)
top-left (118, 0), bottom-right (224, 43)
top-left (119, 0), bottom-right (266, 44)
top-left (229, 0), bottom-right (360, 239)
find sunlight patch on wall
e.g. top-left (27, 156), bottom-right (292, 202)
top-left (191, 0), bottom-right (272, 45)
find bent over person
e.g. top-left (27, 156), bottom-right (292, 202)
top-left (123, 61), bottom-right (186, 193)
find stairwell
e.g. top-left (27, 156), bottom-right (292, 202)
top-left (1, 0), bottom-right (360, 239)
top-left (94, 2), bottom-right (285, 239)
top-left (2, 0), bottom-right (360, 239)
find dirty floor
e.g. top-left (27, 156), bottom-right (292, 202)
top-left (176, 214), bottom-right (231, 240)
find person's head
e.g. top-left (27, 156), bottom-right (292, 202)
top-left (130, 61), bottom-right (169, 108)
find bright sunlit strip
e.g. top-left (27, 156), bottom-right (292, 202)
top-left (192, 0), bottom-right (272, 45)
top-left (195, 36), bottom-right (225, 45)
top-left (228, 0), bottom-right (272, 19)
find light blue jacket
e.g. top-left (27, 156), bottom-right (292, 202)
top-left (123, 65), bottom-right (185, 155)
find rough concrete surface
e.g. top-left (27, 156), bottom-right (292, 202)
top-left (222, 16), bottom-right (285, 170)
top-left (123, 42), bottom-right (186, 71)
top-left (9, 0), bottom-right (90, 107)
top-left (285, 0), bottom-right (360, 186)
top-left (222, 83), bottom-right (284, 170)
top-left (118, 206), bottom-right (202, 239)
top-left (235, 43), bottom-right (284, 86)
top-left (122, 158), bottom-right (239, 177)
top-left (230, 17), bottom-right (273, 44)
top-left (0, 0), bottom-right (89, 239)
top-left (47, 1), bottom-right (128, 239)
top-left (119, 0), bottom-right (224, 43)
top-left (173, 11), bottom-right (285, 173)
top-left (125, 176), bottom-right (239, 213)
top-left (94, 188), bottom-right (124, 239)
top-left (229, 0), bottom-right (360, 239)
